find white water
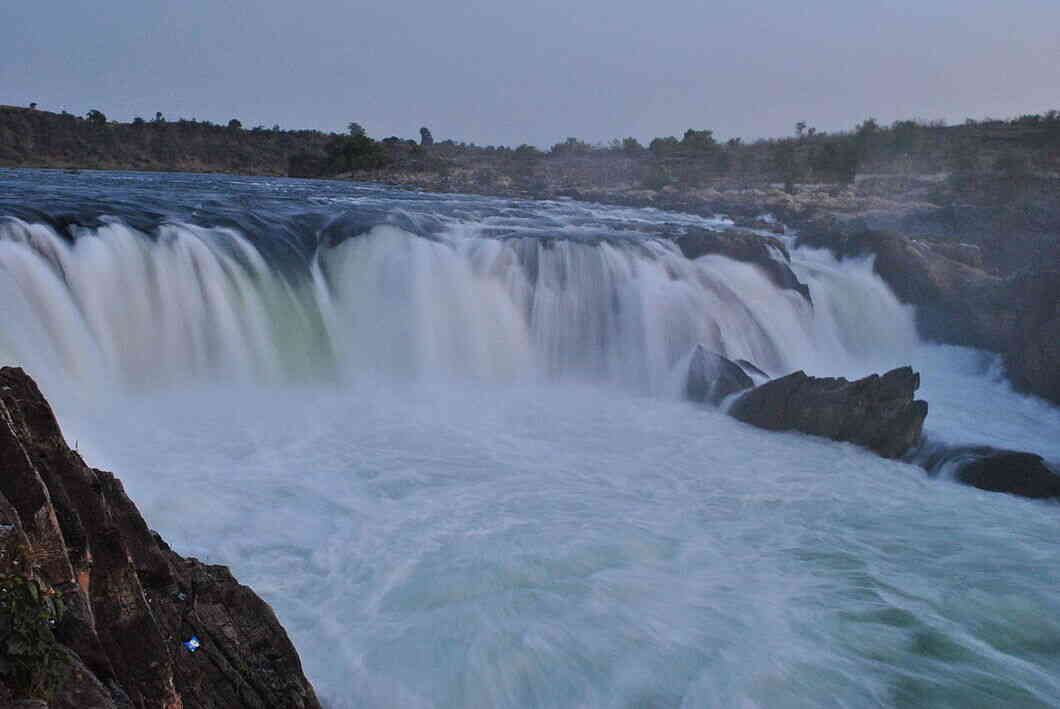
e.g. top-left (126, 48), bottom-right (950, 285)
top-left (0, 217), bottom-right (916, 396)
top-left (2, 204), bottom-right (1059, 708)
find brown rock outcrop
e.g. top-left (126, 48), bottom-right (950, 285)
top-left (0, 367), bottom-right (321, 708)
top-left (729, 366), bottom-right (928, 459)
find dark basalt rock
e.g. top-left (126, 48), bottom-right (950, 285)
top-left (685, 346), bottom-right (754, 405)
top-left (729, 366), bottom-right (928, 459)
top-left (673, 227), bottom-right (812, 303)
top-left (918, 444), bottom-right (1060, 499)
top-left (956, 450), bottom-right (1060, 499)
top-left (958, 447), bottom-right (1055, 498)
top-left (0, 367), bottom-right (321, 708)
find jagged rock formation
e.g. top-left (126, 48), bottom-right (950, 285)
top-left (673, 227), bottom-right (812, 302)
top-left (685, 346), bottom-right (754, 405)
top-left (0, 367), bottom-right (321, 708)
top-left (729, 366), bottom-right (928, 459)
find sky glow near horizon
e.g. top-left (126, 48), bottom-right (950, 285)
top-left (1, 0), bottom-right (1058, 147)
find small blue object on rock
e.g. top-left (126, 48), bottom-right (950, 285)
top-left (183, 636), bottom-right (201, 652)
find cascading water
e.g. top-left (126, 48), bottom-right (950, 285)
top-left (1, 170), bottom-right (1058, 708)
top-left (0, 216), bottom-right (916, 396)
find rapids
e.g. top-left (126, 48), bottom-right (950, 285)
top-left (1, 169), bottom-right (1058, 708)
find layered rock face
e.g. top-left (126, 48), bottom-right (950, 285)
top-left (0, 367), bottom-right (321, 708)
top-left (729, 367), bottom-right (928, 459)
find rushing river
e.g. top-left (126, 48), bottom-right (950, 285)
top-left (1, 169), bottom-right (1058, 708)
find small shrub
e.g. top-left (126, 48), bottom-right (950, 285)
top-left (0, 575), bottom-right (66, 700)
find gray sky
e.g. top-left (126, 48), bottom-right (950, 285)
top-left (2, 0), bottom-right (1058, 147)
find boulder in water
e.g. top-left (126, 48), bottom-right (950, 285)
top-left (729, 366), bottom-right (928, 458)
top-left (0, 367), bottom-right (321, 708)
top-left (955, 449), bottom-right (1060, 499)
top-left (685, 346), bottom-right (754, 405)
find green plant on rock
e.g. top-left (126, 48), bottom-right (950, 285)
top-left (0, 575), bottom-right (67, 700)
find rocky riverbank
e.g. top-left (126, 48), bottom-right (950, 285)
top-left (0, 367), bottom-right (320, 708)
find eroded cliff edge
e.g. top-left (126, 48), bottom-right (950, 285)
top-left (0, 366), bottom-right (321, 708)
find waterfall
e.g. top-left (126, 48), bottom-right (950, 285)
top-left (4, 175), bottom-right (1059, 709)
top-left (0, 215), bottom-right (919, 397)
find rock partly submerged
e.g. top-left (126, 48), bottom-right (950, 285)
top-left (0, 367), bottom-right (321, 708)
top-left (684, 346), bottom-right (755, 405)
top-left (918, 445), bottom-right (1060, 500)
top-left (728, 366), bottom-right (929, 459)
top-left (721, 363), bottom-right (1058, 500)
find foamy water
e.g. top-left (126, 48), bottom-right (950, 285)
top-left (1, 171), bottom-right (1057, 707)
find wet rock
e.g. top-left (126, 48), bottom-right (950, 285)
top-left (685, 346), bottom-right (754, 405)
top-left (918, 444), bottom-right (1060, 499)
top-left (957, 451), bottom-right (1060, 499)
top-left (735, 359), bottom-right (769, 381)
top-left (928, 241), bottom-right (984, 270)
top-left (1003, 269), bottom-right (1060, 406)
top-left (673, 227), bottom-right (811, 303)
top-left (0, 366), bottom-right (321, 708)
top-left (730, 215), bottom-right (786, 234)
top-left (729, 366), bottom-right (928, 458)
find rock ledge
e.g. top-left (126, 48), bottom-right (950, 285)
top-left (0, 367), bottom-right (321, 708)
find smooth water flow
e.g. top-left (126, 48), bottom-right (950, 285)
top-left (1, 171), bottom-right (1058, 708)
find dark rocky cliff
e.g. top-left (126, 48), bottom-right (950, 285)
top-left (0, 367), bottom-right (321, 708)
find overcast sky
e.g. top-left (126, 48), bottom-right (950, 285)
top-left (2, 0), bottom-right (1057, 147)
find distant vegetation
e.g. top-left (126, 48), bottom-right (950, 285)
top-left (2, 103), bottom-right (1060, 199)
top-left (0, 105), bottom-right (333, 175)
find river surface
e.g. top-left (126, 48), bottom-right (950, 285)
top-left (1, 169), bottom-right (1058, 708)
